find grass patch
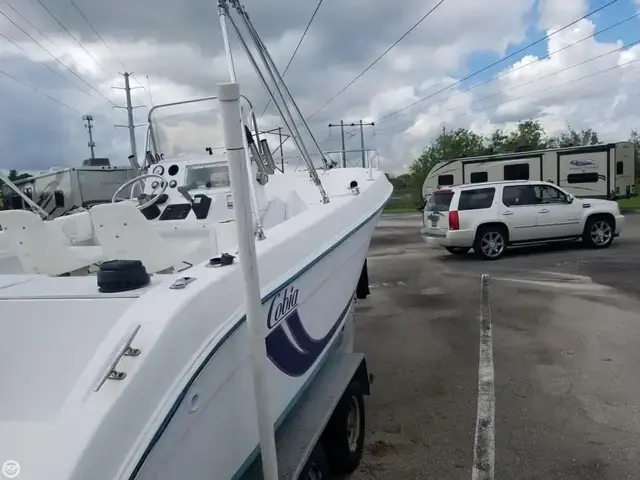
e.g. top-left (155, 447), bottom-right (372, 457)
top-left (619, 195), bottom-right (640, 212)
top-left (618, 186), bottom-right (640, 212)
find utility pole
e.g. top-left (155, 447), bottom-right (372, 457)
top-left (350, 120), bottom-right (375, 168)
top-left (328, 121), bottom-right (346, 167)
top-left (329, 120), bottom-right (375, 167)
top-left (258, 127), bottom-right (291, 171)
top-left (113, 72), bottom-right (146, 169)
top-left (83, 114), bottom-right (96, 159)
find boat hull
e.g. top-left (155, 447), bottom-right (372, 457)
top-left (132, 209), bottom-right (382, 480)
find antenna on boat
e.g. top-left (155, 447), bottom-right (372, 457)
top-left (218, 0), bottom-right (331, 204)
top-left (218, 81), bottom-right (279, 480)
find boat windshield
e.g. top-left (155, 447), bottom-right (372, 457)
top-left (184, 162), bottom-right (231, 190)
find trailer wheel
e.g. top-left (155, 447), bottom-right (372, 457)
top-left (321, 393), bottom-right (366, 474)
top-left (299, 444), bottom-right (330, 480)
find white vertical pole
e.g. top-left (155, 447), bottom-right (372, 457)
top-left (218, 7), bottom-right (265, 239)
top-left (218, 82), bottom-right (279, 480)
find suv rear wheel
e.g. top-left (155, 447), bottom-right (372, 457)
top-left (474, 225), bottom-right (507, 260)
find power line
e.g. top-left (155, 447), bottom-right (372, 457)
top-left (375, 0), bottom-right (621, 123)
top-left (378, 54), bottom-right (640, 135)
top-left (259, 0), bottom-right (324, 119)
top-left (0, 30), bottom-right (100, 100)
top-left (33, 0), bottom-right (114, 80)
top-left (1, 0), bottom-right (57, 47)
top-left (384, 10), bottom-right (640, 127)
top-left (305, 0), bottom-right (447, 120)
top-left (66, 0), bottom-right (144, 89)
top-left (387, 37), bottom-right (640, 132)
top-left (0, 6), bottom-right (114, 105)
top-left (0, 67), bottom-right (81, 114)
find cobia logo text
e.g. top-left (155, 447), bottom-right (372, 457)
top-left (267, 286), bottom-right (299, 329)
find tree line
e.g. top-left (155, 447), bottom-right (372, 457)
top-left (387, 120), bottom-right (640, 205)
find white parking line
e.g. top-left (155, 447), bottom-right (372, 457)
top-left (472, 274), bottom-right (495, 480)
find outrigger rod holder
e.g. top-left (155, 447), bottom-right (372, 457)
top-left (218, 0), bottom-right (330, 204)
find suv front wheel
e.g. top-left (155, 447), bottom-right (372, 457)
top-left (583, 215), bottom-right (614, 249)
top-left (474, 225), bottom-right (507, 260)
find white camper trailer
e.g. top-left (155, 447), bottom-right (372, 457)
top-left (422, 142), bottom-right (636, 201)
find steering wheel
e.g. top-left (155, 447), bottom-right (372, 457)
top-left (112, 173), bottom-right (168, 210)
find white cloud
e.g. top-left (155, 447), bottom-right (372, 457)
top-left (0, 0), bottom-right (637, 175)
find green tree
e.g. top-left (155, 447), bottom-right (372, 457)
top-left (630, 130), bottom-right (640, 181)
top-left (408, 126), bottom-right (486, 203)
top-left (550, 123), bottom-right (601, 147)
top-left (502, 120), bottom-right (550, 152)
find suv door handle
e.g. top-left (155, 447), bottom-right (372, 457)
top-left (502, 211), bottom-right (513, 215)
top-left (539, 209), bottom-right (550, 213)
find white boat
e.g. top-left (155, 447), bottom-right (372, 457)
top-left (0, 1), bottom-right (392, 479)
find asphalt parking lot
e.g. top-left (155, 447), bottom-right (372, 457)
top-left (352, 212), bottom-right (640, 480)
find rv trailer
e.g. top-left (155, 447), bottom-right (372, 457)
top-left (1, 163), bottom-right (139, 218)
top-left (422, 142), bottom-right (636, 200)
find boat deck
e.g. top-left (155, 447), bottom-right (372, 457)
top-left (0, 274), bottom-right (163, 300)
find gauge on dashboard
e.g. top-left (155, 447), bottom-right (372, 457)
top-left (152, 165), bottom-right (164, 175)
top-left (151, 181), bottom-right (159, 189)
top-left (169, 180), bottom-right (177, 188)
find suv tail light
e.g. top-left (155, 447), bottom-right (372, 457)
top-left (448, 210), bottom-right (460, 230)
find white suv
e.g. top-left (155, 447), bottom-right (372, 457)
top-left (420, 180), bottom-right (624, 260)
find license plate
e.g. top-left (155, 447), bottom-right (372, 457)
top-left (431, 219), bottom-right (438, 227)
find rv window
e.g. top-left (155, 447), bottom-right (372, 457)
top-left (437, 174), bottom-right (454, 186)
top-left (459, 188), bottom-right (495, 210)
top-left (426, 191), bottom-right (454, 212)
top-left (503, 163), bottom-right (529, 180)
top-left (470, 172), bottom-right (488, 183)
top-left (616, 161), bottom-right (623, 175)
top-left (502, 185), bottom-right (537, 207)
top-left (567, 172), bottom-right (599, 183)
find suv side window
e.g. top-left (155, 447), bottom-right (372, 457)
top-left (458, 188), bottom-right (495, 211)
top-left (502, 185), bottom-right (538, 207)
top-left (533, 185), bottom-right (568, 204)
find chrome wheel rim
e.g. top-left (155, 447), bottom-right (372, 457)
top-left (481, 231), bottom-right (505, 258)
top-left (590, 221), bottom-right (612, 246)
top-left (346, 397), bottom-right (361, 452)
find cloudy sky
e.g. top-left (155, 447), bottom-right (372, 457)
top-left (0, 0), bottom-right (639, 174)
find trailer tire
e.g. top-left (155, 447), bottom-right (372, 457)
top-left (299, 443), bottom-right (330, 480)
top-left (321, 393), bottom-right (366, 474)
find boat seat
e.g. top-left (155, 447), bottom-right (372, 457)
top-left (90, 202), bottom-right (215, 273)
top-left (0, 210), bottom-right (105, 276)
